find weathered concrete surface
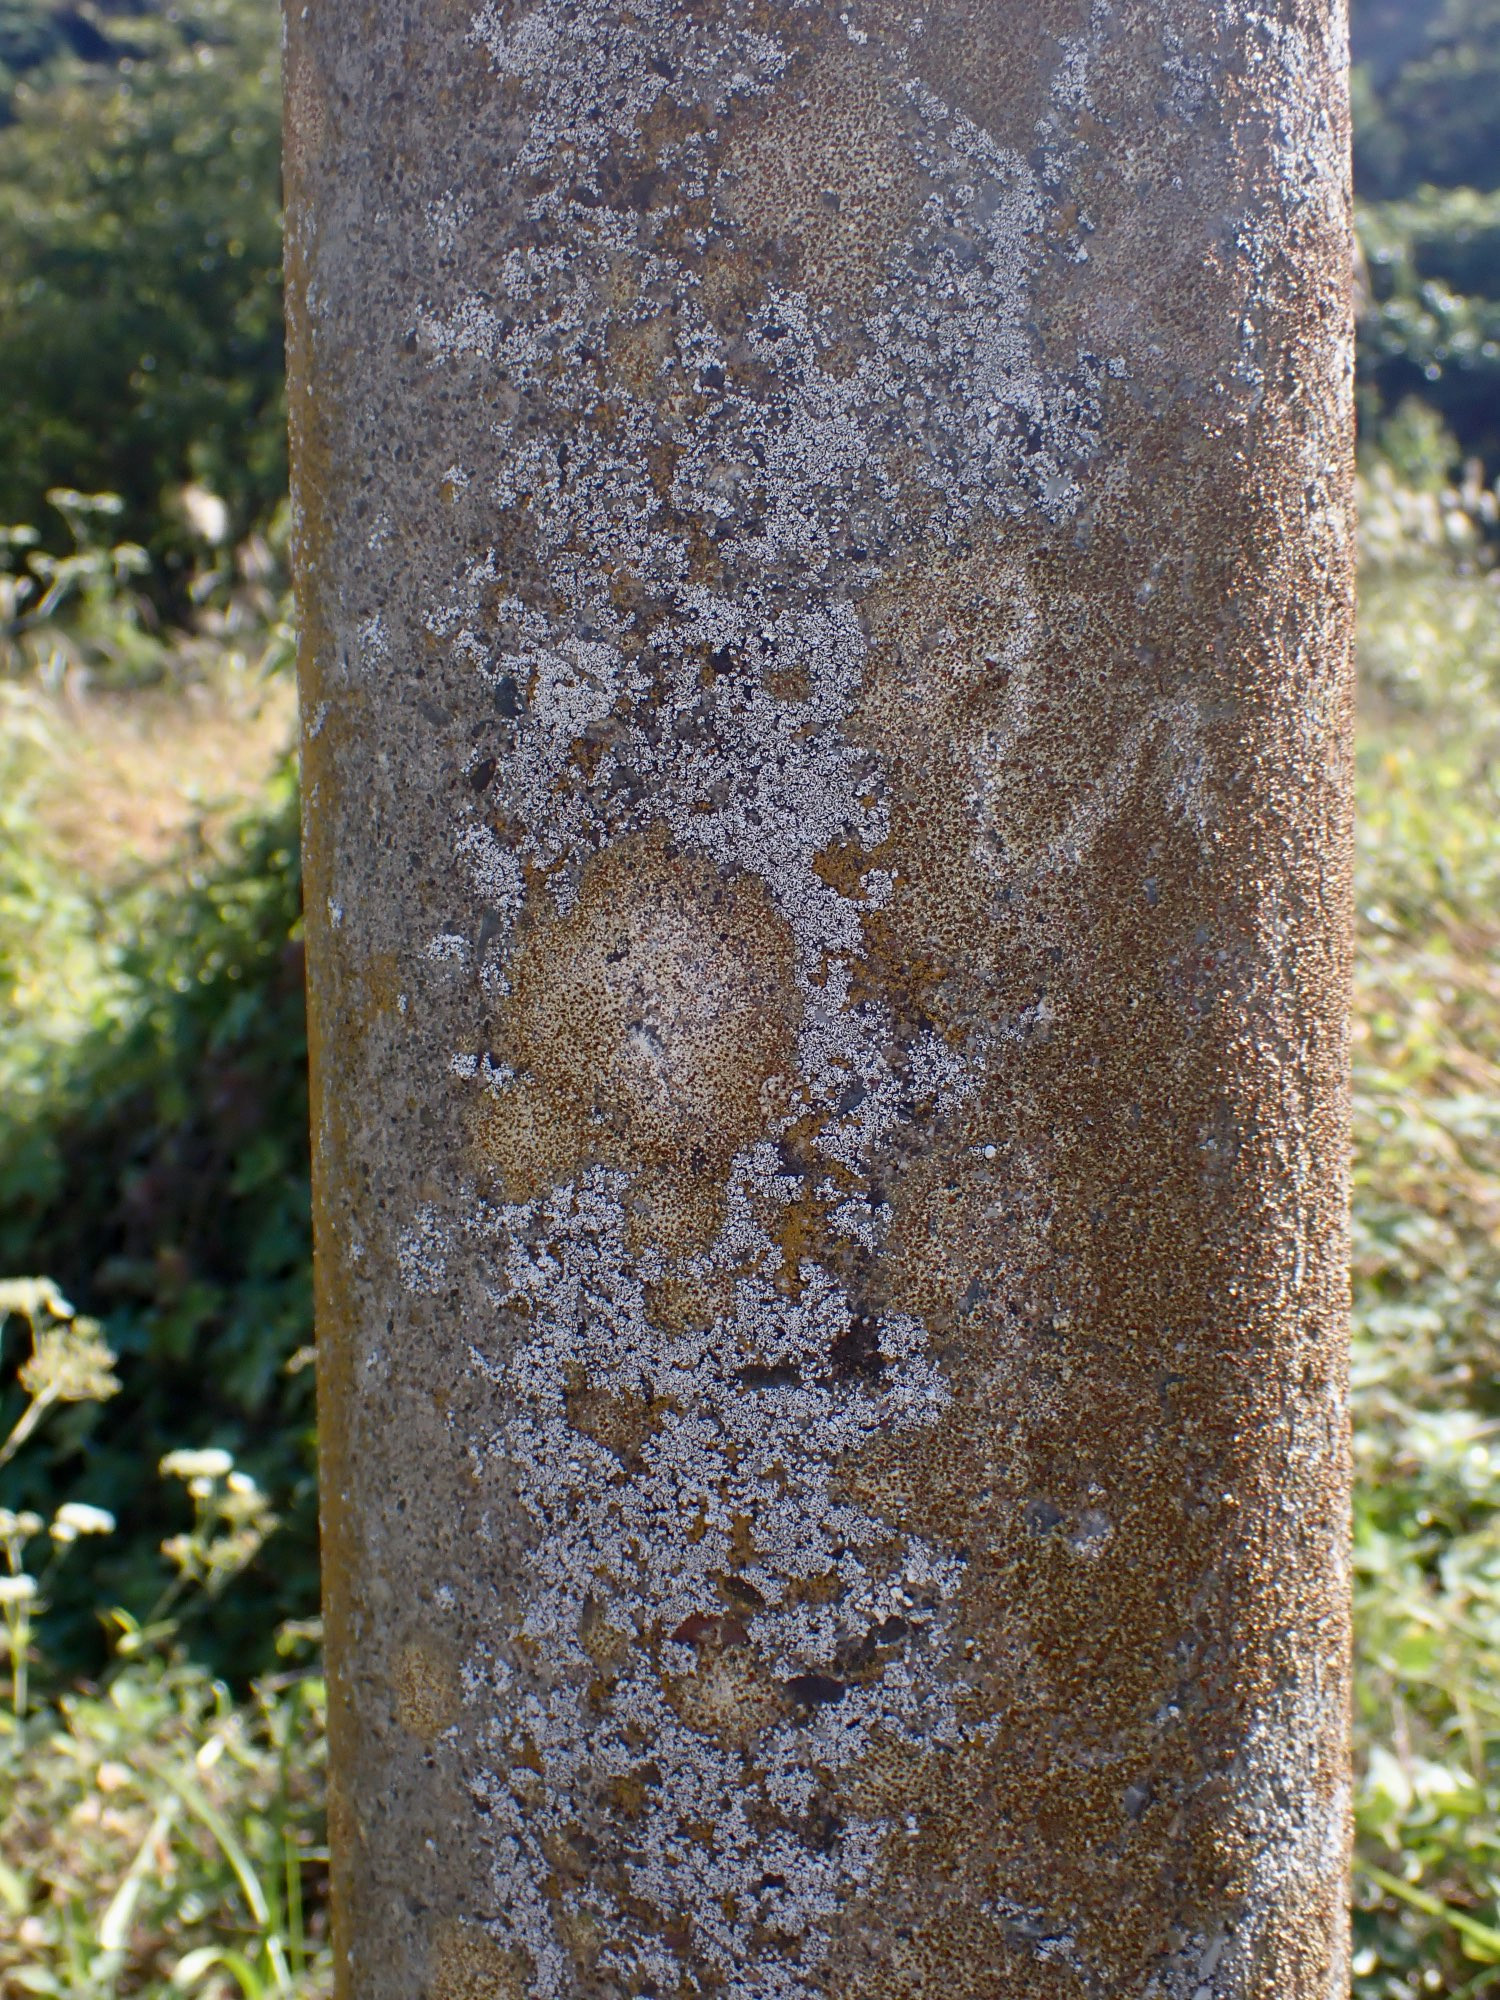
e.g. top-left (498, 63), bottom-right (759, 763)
top-left (284, 3), bottom-right (1356, 1994)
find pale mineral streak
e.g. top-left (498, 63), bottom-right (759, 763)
top-left (284, 2), bottom-right (1356, 1994)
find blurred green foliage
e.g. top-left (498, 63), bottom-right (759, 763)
top-left (1354, 0), bottom-right (1500, 469)
top-left (0, 1652), bottom-right (330, 1999)
top-left (0, 0), bottom-right (284, 599)
top-left (1359, 189), bottom-right (1500, 473)
top-left (1354, 0), bottom-right (1500, 198)
top-left (0, 707), bottom-right (313, 1680)
top-left (1351, 533), bottom-right (1500, 1994)
top-left (0, 3), bottom-right (146, 91)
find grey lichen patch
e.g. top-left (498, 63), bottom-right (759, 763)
top-left (443, 1164), bottom-right (965, 1994)
top-left (285, 0), bottom-right (1355, 1994)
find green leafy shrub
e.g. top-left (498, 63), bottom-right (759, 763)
top-left (0, 486), bottom-right (167, 686)
top-left (1352, 1), bottom-right (1500, 469)
top-left (0, 745), bottom-right (313, 1679)
top-left (0, 0), bottom-right (285, 595)
top-left (1359, 190), bottom-right (1500, 473)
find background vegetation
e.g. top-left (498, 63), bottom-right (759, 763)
top-left (0, 0), bottom-right (285, 596)
top-left (0, 0), bottom-right (1499, 1993)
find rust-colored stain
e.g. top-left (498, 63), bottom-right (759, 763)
top-left (285, 0), bottom-right (1355, 1994)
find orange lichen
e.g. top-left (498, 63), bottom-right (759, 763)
top-left (393, 1634), bottom-right (462, 1742)
top-left (477, 825), bottom-right (799, 1251)
top-left (719, 42), bottom-right (921, 320)
top-left (428, 1921), bottom-right (528, 2000)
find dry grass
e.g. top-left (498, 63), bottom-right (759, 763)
top-left (5, 668), bottom-right (297, 888)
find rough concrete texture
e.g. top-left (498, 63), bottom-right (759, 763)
top-left (283, 2), bottom-right (1356, 1994)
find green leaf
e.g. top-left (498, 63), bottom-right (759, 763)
top-left (1360, 1861), bottom-right (1500, 1961)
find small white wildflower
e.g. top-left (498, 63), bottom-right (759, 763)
top-left (0, 1278), bottom-right (73, 1322)
top-left (160, 1448), bottom-right (233, 1482)
top-left (53, 1503), bottom-right (115, 1537)
top-left (0, 1574), bottom-right (37, 1605)
top-left (177, 483), bottom-right (229, 545)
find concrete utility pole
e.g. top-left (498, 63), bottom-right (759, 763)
top-left (284, 4), bottom-right (1355, 1995)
